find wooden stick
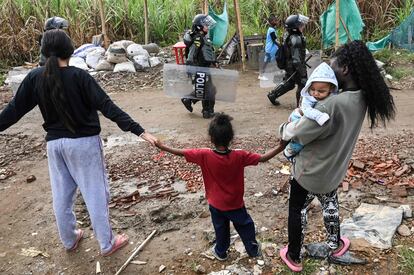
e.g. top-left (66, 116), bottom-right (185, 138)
top-left (98, 0), bottom-right (110, 49)
top-left (233, 0), bottom-right (246, 71)
top-left (114, 230), bottom-right (157, 275)
top-left (144, 0), bottom-right (149, 44)
top-left (204, 0), bottom-right (208, 15)
top-left (335, 0), bottom-right (340, 49)
top-left (339, 16), bottom-right (352, 42)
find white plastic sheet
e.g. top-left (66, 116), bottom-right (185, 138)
top-left (340, 203), bottom-right (403, 249)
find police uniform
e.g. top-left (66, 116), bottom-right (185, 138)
top-left (268, 15), bottom-right (308, 107)
top-left (181, 15), bottom-right (217, 119)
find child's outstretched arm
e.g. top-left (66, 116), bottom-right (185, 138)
top-left (155, 140), bottom-right (185, 156)
top-left (259, 139), bottom-right (289, 162)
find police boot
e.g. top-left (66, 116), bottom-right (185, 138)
top-left (181, 98), bottom-right (193, 112)
top-left (202, 100), bottom-right (216, 119)
top-left (267, 91), bottom-right (280, 106)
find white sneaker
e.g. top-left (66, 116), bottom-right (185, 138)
top-left (258, 75), bottom-right (269, 81)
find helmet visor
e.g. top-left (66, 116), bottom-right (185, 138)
top-left (298, 14), bottom-right (309, 25)
top-left (201, 15), bottom-right (217, 30)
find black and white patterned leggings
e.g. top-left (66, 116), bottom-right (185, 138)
top-left (287, 177), bottom-right (340, 262)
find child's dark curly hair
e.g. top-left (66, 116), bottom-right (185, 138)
top-left (208, 113), bottom-right (234, 147)
top-left (331, 40), bottom-right (395, 128)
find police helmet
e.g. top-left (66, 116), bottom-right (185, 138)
top-left (192, 14), bottom-right (217, 32)
top-left (285, 14), bottom-right (309, 31)
top-left (44, 16), bottom-right (69, 31)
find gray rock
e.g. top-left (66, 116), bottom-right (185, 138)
top-left (195, 264), bottom-right (206, 274)
top-left (397, 224), bottom-right (412, 236)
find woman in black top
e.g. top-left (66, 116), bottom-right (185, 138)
top-left (0, 30), bottom-right (157, 256)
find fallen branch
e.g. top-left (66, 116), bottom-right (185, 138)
top-left (114, 229), bottom-right (157, 275)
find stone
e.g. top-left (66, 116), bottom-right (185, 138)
top-left (342, 181), bottom-right (349, 192)
top-left (398, 205), bottom-right (412, 219)
top-left (391, 186), bottom-right (407, 197)
top-left (253, 265), bottom-right (262, 275)
top-left (131, 260), bottom-right (147, 265)
top-left (159, 265), bottom-right (166, 273)
top-left (195, 264), bottom-right (206, 274)
top-left (352, 160), bottom-right (365, 170)
top-left (395, 165), bottom-right (410, 177)
top-left (397, 225), bottom-right (411, 236)
top-left (26, 175), bottom-right (36, 183)
top-left (257, 260), bottom-right (265, 266)
top-left (184, 248), bottom-right (192, 254)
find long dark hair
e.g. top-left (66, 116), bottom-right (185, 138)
top-left (40, 29), bottom-right (77, 133)
top-left (208, 113), bottom-right (234, 147)
top-left (331, 40), bottom-right (395, 128)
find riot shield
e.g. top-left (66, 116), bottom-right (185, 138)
top-left (258, 52), bottom-right (285, 88)
top-left (260, 52), bottom-right (323, 88)
top-left (163, 64), bottom-right (238, 102)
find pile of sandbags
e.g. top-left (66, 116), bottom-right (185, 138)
top-left (69, 40), bottom-right (163, 73)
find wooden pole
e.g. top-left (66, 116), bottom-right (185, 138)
top-left (98, 0), bottom-right (110, 49)
top-left (233, 0), bottom-right (246, 71)
top-left (144, 0), bottom-right (149, 44)
top-left (204, 0), bottom-right (208, 15)
top-left (340, 16), bottom-right (352, 42)
top-left (114, 230), bottom-right (157, 275)
top-left (335, 0), bottom-right (340, 49)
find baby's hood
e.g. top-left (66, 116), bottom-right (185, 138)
top-left (301, 62), bottom-right (338, 97)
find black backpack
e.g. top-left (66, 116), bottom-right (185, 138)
top-left (275, 34), bottom-right (291, 70)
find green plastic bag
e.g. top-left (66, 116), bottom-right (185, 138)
top-left (320, 0), bottom-right (364, 49)
top-left (208, 2), bottom-right (229, 47)
top-left (366, 34), bottom-right (391, 52)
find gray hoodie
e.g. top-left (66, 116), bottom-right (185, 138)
top-left (279, 89), bottom-right (367, 194)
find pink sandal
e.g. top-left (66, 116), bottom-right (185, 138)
top-left (102, 234), bottom-right (129, 257)
top-left (280, 246), bottom-right (303, 272)
top-left (67, 229), bottom-right (84, 251)
top-left (332, 237), bottom-right (350, 257)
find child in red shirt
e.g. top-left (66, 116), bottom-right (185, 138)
top-left (155, 113), bottom-right (286, 260)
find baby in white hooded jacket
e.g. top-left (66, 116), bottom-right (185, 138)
top-left (284, 62), bottom-right (339, 161)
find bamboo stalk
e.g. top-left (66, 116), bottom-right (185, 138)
top-left (335, 0), bottom-right (340, 49)
top-left (98, 0), bottom-right (109, 49)
top-left (233, 0), bottom-right (246, 71)
top-left (204, 0), bottom-right (208, 15)
top-left (340, 16), bottom-right (352, 42)
top-left (144, 0), bottom-right (149, 44)
top-left (114, 230), bottom-right (157, 275)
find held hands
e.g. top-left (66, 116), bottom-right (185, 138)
top-left (139, 132), bottom-right (158, 146)
top-left (154, 139), bottom-right (165, 150)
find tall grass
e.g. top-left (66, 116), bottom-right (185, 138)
top-left (0, 0), bottom-right (413, 67)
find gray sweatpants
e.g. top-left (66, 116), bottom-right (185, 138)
top-left (47, 135), bottom-right (114, 253)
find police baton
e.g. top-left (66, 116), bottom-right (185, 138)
top-left (277, 54), bottom-right (313, 84)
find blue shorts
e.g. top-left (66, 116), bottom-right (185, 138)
top-left (264, 52), bottom-right (275, 63)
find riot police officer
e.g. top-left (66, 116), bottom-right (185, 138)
top-left (181, 14), bottom-right (218, 119)
top-left (39, 17), bottom-right (69, 66)
top-left (267, 14), bottom-right (309, 107)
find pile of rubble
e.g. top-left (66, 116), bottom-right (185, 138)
top-left (343, 130), bottom-right (414, 195)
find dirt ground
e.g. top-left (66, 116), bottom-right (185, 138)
top-left (0, 66), bottom-right (413, 275)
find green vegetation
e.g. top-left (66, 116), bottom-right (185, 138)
top-left (281, 258), bottom-right (320, 275)
top-left (0, 73), bottom-right (6, 86)
top-left (374, 48), bottom-right (414, 79)
top-left (0, 0), bottom-right (413, 66)
top-left (398, 246), bottom-right (414, 274)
